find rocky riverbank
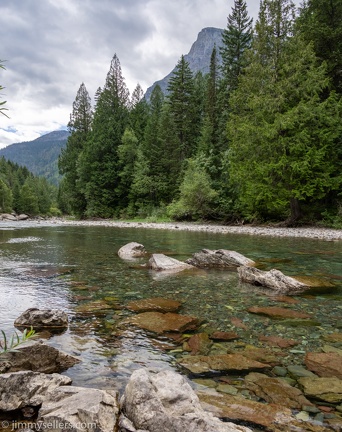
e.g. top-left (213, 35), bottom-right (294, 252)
top-left (56, 219), bottom-right (342, 241)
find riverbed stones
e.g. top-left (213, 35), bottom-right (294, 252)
top-left (210, 331), bottom-right (240, 341)
top-left (0, 371), bottom-right (72, 411)
top-left (184, 333), bottom-right (213, 355)
top-left (247, 306), bottom-right (311, 319)
top-left (118, 242), bottom-right (147, 259)
top-left (39, 385), bottom-right (119, 432)
top-left (298, 377), bottom-right (342, 403)
top-left (324, 332), bottom-right (342, 343)
top-left (186, 249), bottom-right (255, 269)
top-left (121, 368), bottom-right (252, 432)
top-left (198, 391), bottom-right (294, 431)
top-left (258, 334), bottom-right (299, 348)
top-left (0, 341), bottom-right (80, 374)
top-left (148, 253), bottom-right (195, 272)
top-left (125, 297), bottom-right (182, 313)
top-left (123, 312), bottom-right (199, 334)
top-left (245, 372), bottom-right (313, 409)
top-left (178, 353), bottom-right (271, 375)
top-left (238, 266), bottom-right (331, 295)
top-left (14, 308), bottom-right (68, 328)
top-left (305, 352), bottom-right (342, 379)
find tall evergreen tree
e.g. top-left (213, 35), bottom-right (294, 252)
top-left (220, 0), bottom-right (253, 93)
top-left (58, 82), bottom-right (92, 216)
top-left (129, 83), bottom-right (149, 143)
top-left (228, 0), bottom-right (342, 224)
top-left (167, 56), bottom-right (197, 161)
top-left (298, 0), bottom-right (342, 94)
top-left (78, 54), bottom-right (130, 217)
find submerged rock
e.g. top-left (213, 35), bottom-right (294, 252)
top-left (118, 242), bottom-right (147, 259)
top-left (247, 306), bottom-right (311, 320)
top-left (184, 333), bottom-right (213, 355)
top-left (258, 334), bottom-right (299, 348)
top-left (0, 341), bottom-right (80, 374)
top-left (178, 353), bottom-right (271, 375)
top-left (305, 352), bottom-right (342, 379)
top-left (0, 371), bottom-right (71, 411)
top-left (14, 308), bottom-right (68, 328)
top-left (238, 266), bottom-right (333, 295)
top-left (148, 253), bottom-right (195, 273)
top-left (123, 311), bottom-right (199, 334)
top-left (39, 385), bottom-right (119, 432)
top-left (245, 372), bottom-right (313, 409)
top-left (186, 249), bottom-right (255, 269)
top-left (298, 376), bottom-right (342, 403)
top-left (121, 368), bottom-right (252, 432)
top-left (126, 297), bottom-right (182, 313)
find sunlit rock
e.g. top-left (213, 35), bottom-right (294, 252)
top-left (186, 249), bottom-right (255, 268)
top-left (121, 369), bottom-right (252, 432)
top-left (39, 385), bottom-right (119, 432)
top-left (298, 376), bottom-right (342, 403)
top-left (305, 352), bottom-right (342, 379)
top-left (0, 371), bottom-right (71, 411)
top-left (148, 253), bottom-right (195, 273)
top-left (118, 242), bottom-right (147, 259)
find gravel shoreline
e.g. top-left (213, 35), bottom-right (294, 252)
top-left (55, 219), bottom-right (342, 241)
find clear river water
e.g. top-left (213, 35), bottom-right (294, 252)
top-left (0, 221), bottom-right (341, 393)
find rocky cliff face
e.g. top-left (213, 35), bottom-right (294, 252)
top-left (144, 27), bottom-right (223, 100)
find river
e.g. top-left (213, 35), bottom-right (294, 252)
top-left (0, 221), bottom-right (341, 392)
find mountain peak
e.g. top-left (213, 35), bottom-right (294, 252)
top-left (144, 27), bottom-right (223, 100)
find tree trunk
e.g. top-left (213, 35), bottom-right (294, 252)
top-left (288, 197), bottom-right (302, 226)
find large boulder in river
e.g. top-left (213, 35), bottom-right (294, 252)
top-left (148, 253), bottom-right (195, 273)
top-left (186, 249), bottom-right (255, 268)
top-left (39, 385), bottom-right (119, 432)
top-left (14, 308), bottom-right (68, 329)
top-left (120, 368), bottom-right (252, 432)
top-left (118, 242), bottom-right (147, 259)
top-left (0, 371), bottom-right (71, 411)
top-left (237, 266), bottom-right (324, 295)
top-left (0, 341), bottom-right (80, 374)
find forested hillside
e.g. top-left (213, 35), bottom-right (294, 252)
top-left (58, 0), bottom-right (342, 227)
top-left (0, 157), bottom-right (58, 215)
top-left (0, 130), bottom-right (69, 185)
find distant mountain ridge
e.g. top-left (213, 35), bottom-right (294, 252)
top-left (0, 130), bottom-right (69, 184)
top-left (144, 27), bottom-right (224, 100)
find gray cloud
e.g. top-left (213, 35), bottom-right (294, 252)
top-left (0, 0), bottom-right (300, 147)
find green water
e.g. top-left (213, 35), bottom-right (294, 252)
top-left (0, 222), bottom-right (341, 392)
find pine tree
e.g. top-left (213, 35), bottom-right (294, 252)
top-left (58, 82), bottom-right (92, 216)
top-left (78, 54), bottom-right (130, 217)
top-left (220, 0), bottom-right (253, 93)
top-left (228, 0), bottom-right (342, 224)
top-left (129, 83), bottom-right (149, 143)
top-left (167, 56), bottom-right (197, 161)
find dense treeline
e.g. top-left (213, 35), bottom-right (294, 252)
top-left (0, 157), bottom-right (58, 215)
top-left (58, 0), bottom-right (342, 226)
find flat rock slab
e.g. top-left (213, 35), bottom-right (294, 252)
top-left (0, 371), bottom-right (71, 411)
top-left (210, 331), bottom-right (240, 341)
top-left (125, 297), bottom-right (182, 313)
top-left (245, 372), bottom-right (313, 409)
top-left (178, 353), bottom-right (271, 375)
top-left (247, 306), bottom-right (311, 320)
top-left (258, 335), bottom-right (299, 348)
top-left (14, 308), bottom-right (68, 328)
top-left (118, 242), bottom-right (146, 259)
top-left (198, 391), bottom-right (294, 431)
top-left (305, 352), bottom-right (342, 379)
top-left (185, 333), bottom-right (213, 356)
top-left (39, 385), bottom-right (119, 432)
top-left (324, 332), bottom-right (342, 343)
top-left (238, 266), bottom-right (332, 295)
top-left (0, 341), bottom-right (80, 374)
top-left (298, 376), bottom-right (342, 403)
top-left (121, 368), bottom-right (252, 432)
top-left (124, 311), bottom-right (199, 334)
top-left (148, 253), bottom-right (195, 272)
top-left (186, 249), bottom-right (255, 268)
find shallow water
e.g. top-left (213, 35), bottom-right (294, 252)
top-left (0, 221), bottom-right (341, 392)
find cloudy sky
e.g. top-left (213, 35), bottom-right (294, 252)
top-left (0, 0), bottom-right (301, 148)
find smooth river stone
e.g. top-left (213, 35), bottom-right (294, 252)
top-left (124, 312), bottom-right (199, 334)
top-left (125, 297), bottom-right (182, 313)
top-left (247, 306), bottom-right (311, 320)
top-left (178, 353), bottom-right (271, 375)
top-left (299, 376), bottom-right (342, 403)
